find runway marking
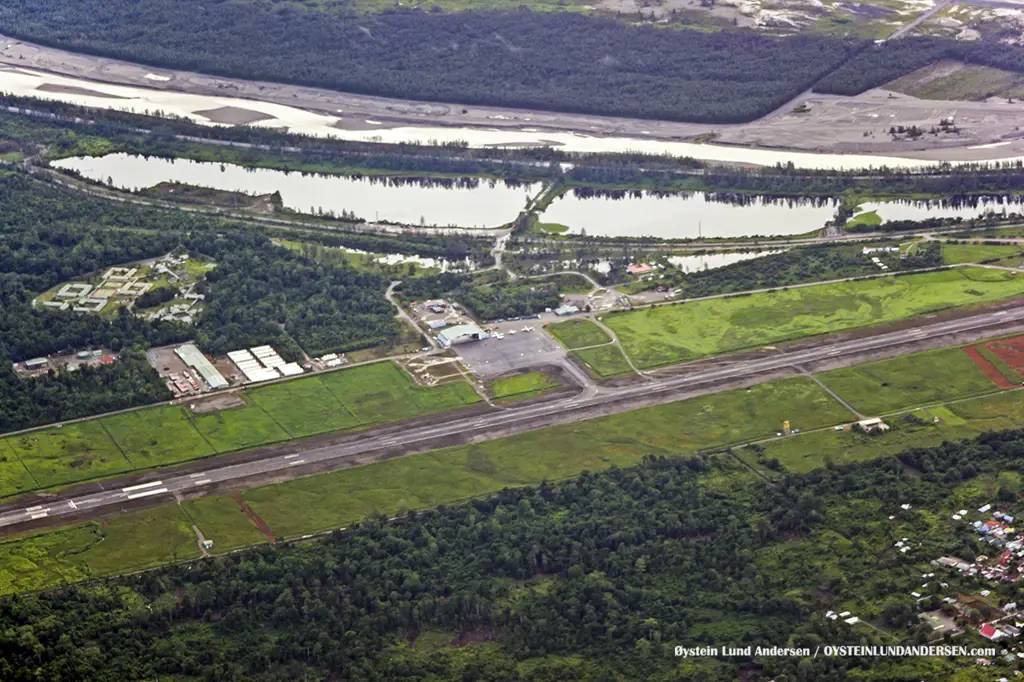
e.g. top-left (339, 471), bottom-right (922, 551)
top-left (30, 512), bottom-right (48, 520)
top-left (193, 479), bottom-right (212, 486)
top-left (288, 459), bottom-right (306, 466)
top-left (189, 473), bottom-right (204, 478)
top-left (285, 454), bottom-right (299, 459)
top-left (126, 487), bottom-right (169, 500)
top-left (67, 500), bottom-right (77, 510)
top-left (122, 480), bottom-right (163, 493)
top-left (25, 505), bottom-right (43, 512)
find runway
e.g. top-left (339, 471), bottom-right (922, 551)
top-left (3, 302), bottom-right (1024, 534)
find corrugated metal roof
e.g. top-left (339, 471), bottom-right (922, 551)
top-left (174, 344), bottom-right (229, 390)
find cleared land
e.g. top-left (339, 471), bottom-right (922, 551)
top-left (0, 504), bottom-right (199, 596)
top-left (5, 422), bottom-right (131, 488)
top-left (816, 345), bottom-right (999, 415)
top-left (884, 60), bottom-right (1024, 101)
top-left (182, 495), bottom-right (269, 553)
top-left (748, 388), bottom-right (1024, 474)
top-left (489, 372), bottom-right (560, 402)
top-left (101, 408), bottom-right (215, 468)
top-left (0, 362), bottom-right (479, 497)
top-left (546, 319), bottom-right (612, 349)
top-left (942, 243), bottom-right (1024, 266)
top-left (246, 376), bottom-right (851, 537)
top-left (572, 345), bottom-right (635, 379)
top-left (604, 268), bottom-right (1024, 369)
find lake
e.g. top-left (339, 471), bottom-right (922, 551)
top-left (539, 191), bottom-right (837, 239)
top-left (51, 153), bottom-right (537, 228)
top-left (858, 197), bottom-right (1024, 223)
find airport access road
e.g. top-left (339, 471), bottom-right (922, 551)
top-left (2, 301), bottom-right (1024, 533)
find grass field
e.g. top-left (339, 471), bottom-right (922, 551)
top-left (5, 422), bottom-right (131, 488)
top-left (816, 346), bottom-right (999, 415)
top-left (247, 376), bottom-right (850, 536)
top-left (322, 361), bottom-right (480, 426)
top-left (0, 504), bottom-right (199, 597)
top-left (191, 400), bottom-right (291, 452)
top-left (489, 372), bottom-right (561, 402)
top-left (0, 362), bottom-right (480, 498)
top-left (247, 377), bottom-right (359, 438)
top-left (545, 319), bottom-right (611, 349)
top-left (101, 407), bottom-right (215, 468)
top-left (604, 268), bottom-right (1024, 369)
top-left (182, 495), bottom-right (269, 552)
top-left (572, 345), bottom-right (635, 379)
top-left (942, 243), bottom-right (1024, 265)
top-left (847, 209), bottom-right (881, 228)
top-left (884, 61), bottom-right (1024, 101)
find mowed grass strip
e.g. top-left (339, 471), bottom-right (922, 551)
top-left (182, 495), bottom-right (270, 553)
top-left (191, 400), bottom-right (290, 453)
top-left (0, 504), bottom-right (199, 597)
top-left (489, 371), bottom-right (560, 402)
top-left (816, 346), bottom-right (999, 415)
top-left (604, 268), bottom-right (1024, 369)
top-left (100, 406), bottom-right (215, 468)
top-left (247, 377), bottom-right (850, 537)
top-left (546, 319), bottom-right (612, 349)
top-left (4, 421), bottom-right (132, 488)
top-left (573, 345), bottom-right (634, 379)
top-left (321, 361), bottom-right (480, 426)
top-left (247, 376), bottom-right (357, 438)
top-left (0, 439), bottom-right (37, 498)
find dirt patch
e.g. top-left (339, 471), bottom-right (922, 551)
top-left (964, 345), bottom-right (1015, 388)
top-left (189, 392), bottom-right (246, 414)
top-left (232, 493), bottom-right (275, 542)
top-left (452, 628), bottom-right (497, 647)
top-left (191, 106), bottom-right (276, 125)
top-left (984, 335), bottom-right (1024, 373)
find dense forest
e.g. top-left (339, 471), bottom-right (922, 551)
top-left (4, 429), bottom-right (1024, 679)
top-left (0, 1), bottom-right (859, 123)
top-left (629, 243), bottom-right (942, 297)
top-left (0, 168), bottom-right (408, 431)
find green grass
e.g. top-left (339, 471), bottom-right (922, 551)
top-left (572, 345), bottom-right (635, 379)
top-left (247, 376), bottom-right (358, 438)
top-left (0, 504), bottom-right (199, 597)
top-left (604, 268), bottom-right (1024, 369)
top-left (0, 440), bottom-right (37, 497)
top-left (247, 376), bottom-right (850, 537)
top-left (191, 400), bottom-right (291, 452)
top-left (4, 422), bottom-right (132, 488)
top-left (535, 222), bottom-right (570, 234)
top-left (847, 209), bottom-right (881, 228)
top-left (100, 406), bottom-right (215, 468)
top-left (489, 372), bottom-right (560, 402)
top-left (321, 361), bottom-right (480, 426)
top-left (816, 346), bottom-right (999, 415)
top-left (942, 243), bottom-right (1024, 265)
top-left (546, 319), bottom-right (612, 349)
top-left (182, 495), bottom-right (269, 553)
top-left (747, 388), bottom-right (1024, 474)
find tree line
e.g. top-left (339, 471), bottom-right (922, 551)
top-left (0, 1), bottom-right (859, 123)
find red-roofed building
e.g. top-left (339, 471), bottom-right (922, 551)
top-left (626, 263), bottom-right (654, 275)
top-left (980, 623), bottom-right (1003, 640)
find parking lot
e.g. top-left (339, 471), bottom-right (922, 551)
top-left (456, 322), bottom-right (567, 377)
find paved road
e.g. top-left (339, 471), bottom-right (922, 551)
top-left (4, 303), bottom-right (1024, 531)
top-left (888, 0), bottom-right (955, 40)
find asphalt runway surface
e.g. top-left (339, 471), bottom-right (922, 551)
top-left (4, 302), bottom-right (1024, 535)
